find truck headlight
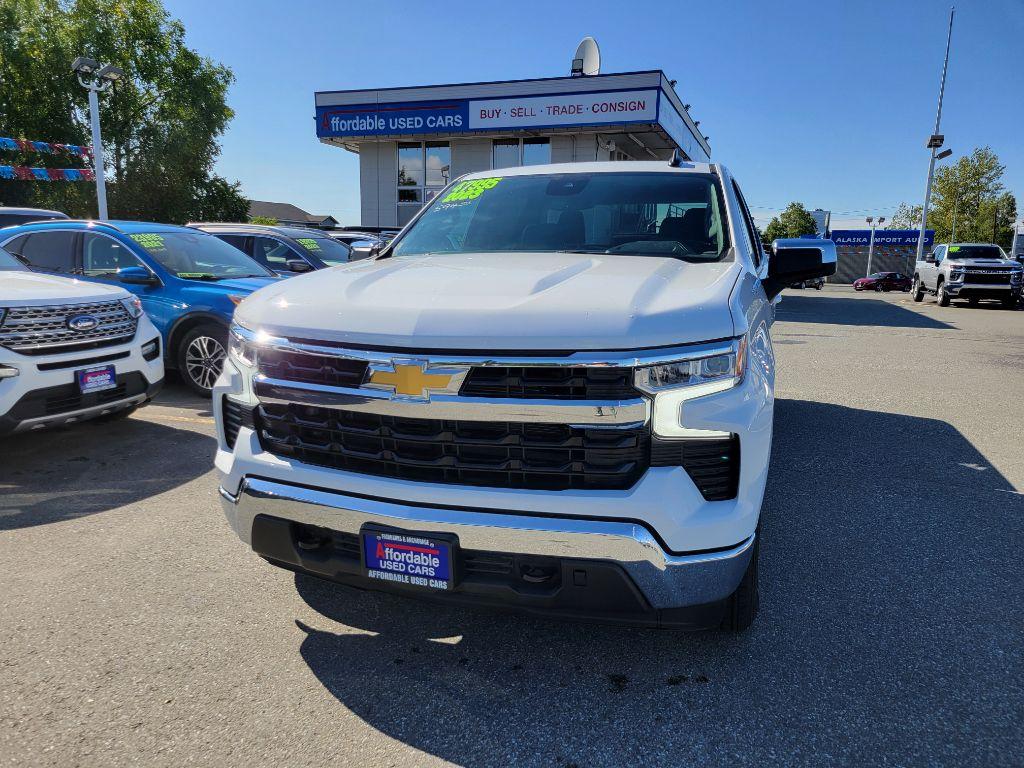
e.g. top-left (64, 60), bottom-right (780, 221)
top-left (634, 338), bottom-right (746, 439)
top-left (949, 269), bottom-right (964, 282)
top-left (228, 325), bottom-right (257, 367)
top-left (1011, 269), bottom-right (1022, 284)
top-left (120, 296), bottom-right (144, 318)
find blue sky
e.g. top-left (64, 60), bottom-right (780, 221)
top-left (164, 0), bottom-right (1023, 230)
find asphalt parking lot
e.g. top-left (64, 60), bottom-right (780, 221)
top-left (2, 287), bottom-right (1022, 768)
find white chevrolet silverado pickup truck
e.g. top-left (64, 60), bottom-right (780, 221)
top-left (214, 160), bottom-right (835, 630)
top-left (0, 246), bottom-right (163, 434)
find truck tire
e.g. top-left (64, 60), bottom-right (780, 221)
top-left (912, 276), bottom-right (924, 302)
top-left (720, 536), bottom-right (759, 632)
top-left (177, 323), bottom-right (228, 397)
top-left (936, 280), bottom-right (950, 307)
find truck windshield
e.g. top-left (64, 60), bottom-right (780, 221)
top-left (128, 232), bottom-right (276, 279)
top-left (0, 247), bottom-right (27, 271)
top-left (392, 172), bottom-right (731, 262)
top-left (947, 245), bottom-right (1005, 260)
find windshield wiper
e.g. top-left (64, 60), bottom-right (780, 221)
top-left (556, 249), bottom-right (610, 254)
top-left (177, 273), bottom-right (225, 281)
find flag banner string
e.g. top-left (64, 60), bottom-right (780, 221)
top-left (0, 165), bottom-right (96, 181)
top-left (0, 137), bottom-right (92, 159)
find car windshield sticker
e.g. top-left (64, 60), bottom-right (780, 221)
top-left (129, 233), bottom-right (166, 251)
top-left (176, 272), bottom-right (216, 279)
top-left (442, 177), bottom-right (502, 203)
top-left (296, 238), bottom-right (321, 251)
top-left (949, 246), bottom-right (960, 252)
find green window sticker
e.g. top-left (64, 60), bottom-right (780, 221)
top-left (949, 246), bottom-right (960, 252)
top-left (296, 238), bottom-right (321, 251)
top-left (129, 233), bottom-right (166, 251)
top-left (442, 177), bottom-right (502, 203)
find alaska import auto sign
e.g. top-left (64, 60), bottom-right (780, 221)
top-left (316, 89), bottom-right (660, 138)
top-left (830, 229), bottom-right (935, 248)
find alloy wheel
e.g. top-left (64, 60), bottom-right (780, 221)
top-left (184, 335), bottom-right (226, 391)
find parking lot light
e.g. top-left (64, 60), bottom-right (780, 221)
top-left (72, 55), bottom-right (120, 220)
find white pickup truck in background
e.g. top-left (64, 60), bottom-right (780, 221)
top-left (912, 242), bottom-right (1023, 308)
top-left (214, 160), bottom-right (835, 631)
top-left (0, 246), bottom-right (164, 434)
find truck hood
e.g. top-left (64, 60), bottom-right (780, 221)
top-left (0, 271), bottom-right (127, 306)
top-left (235, 253), bottom-right (739, 350)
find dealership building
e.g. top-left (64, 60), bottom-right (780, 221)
top-left (829, 229), bottom-right (935, 283)
top-left (314, 70), bottom-right (711, 228)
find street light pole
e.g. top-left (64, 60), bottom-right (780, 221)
top-left (72, 57), bottom-right (123, 220)
top-left (85, 85), bottom-right (108, 220)
top-left (865, 216), bottom-right (886, 278)
top-left (915, 6), bottom-right (955, 264)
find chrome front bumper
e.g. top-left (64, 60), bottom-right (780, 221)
top-left (220, 477), bottom-right (755, 610)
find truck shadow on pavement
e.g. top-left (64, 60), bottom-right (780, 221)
top-left (0, 418), bottom-right (215, 531)
top-left (291, 398), bottom-right (1021, 767)
top-left (777, 293), bottom-right (955, 329)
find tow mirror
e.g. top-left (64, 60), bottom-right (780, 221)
top-left (925, 254), bottom-right (936, 264)
top-left (763, 238), bottom-right (837, 300)
top-left (286, 259), bottom-right (313, 273)
top-left (116, 266), bottom-right (158, 285)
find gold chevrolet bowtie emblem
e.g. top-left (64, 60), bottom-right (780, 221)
top-left (366, 364), bottom-right (456, 399)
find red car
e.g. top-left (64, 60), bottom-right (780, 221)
top-left (853, 272), bottom-right (912, 292)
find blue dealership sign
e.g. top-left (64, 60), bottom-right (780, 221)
top-left (317, 100), bottom-right (469, 137)
top-left (316, 89), bottom-right (662, 139)
top-left (830, 229), bottom-right (934, 248)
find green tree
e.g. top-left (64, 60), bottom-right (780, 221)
top-left (762, 202), bottom-right (818, 243)
top-left (891, 147), bottom-right (1018, 248)
top-left (889, 202), bottom-right (923, 229)
top-left (249, 215), bottom-right (278, 226)
top-left (0, 0), bottom-right (246, 222)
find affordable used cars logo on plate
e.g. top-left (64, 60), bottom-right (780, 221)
top-left (363, 530), bottom-right (452, 590)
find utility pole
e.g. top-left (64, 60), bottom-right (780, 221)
top-left (915, 6), bottom-right (956, 264)
top-left (950, 197), bottom-right (958, 243)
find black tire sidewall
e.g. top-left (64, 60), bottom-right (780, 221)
top-left (177, 323), bottom-right (228, 396)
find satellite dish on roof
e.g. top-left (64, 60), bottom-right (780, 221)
top-left (571, 37), bottom-right (601, 77)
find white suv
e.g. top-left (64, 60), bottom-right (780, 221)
top-left (0, 247), bottom-right (164, 434)
top-left (214, 160), bottom-right (835, 631)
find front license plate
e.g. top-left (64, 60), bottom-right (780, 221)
top-left (76, 365), bottom-right (117, 394)
top-left (361, 527), bottom-right (455, 591)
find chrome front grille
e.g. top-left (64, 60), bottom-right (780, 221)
top-left (236, 328), bottom-right (740, 497)
top-left (0, 300), bottom-right (137, 355)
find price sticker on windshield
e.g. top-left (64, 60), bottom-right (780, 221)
top-left (296, 238), bottom-right (321, 251)
top-left (129, 233), bottom-right (166, 251)
top-left (442, 177), bottom-right (502, 203)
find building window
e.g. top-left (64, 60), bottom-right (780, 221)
top-left (492, 137), bottom-right (550, 169)
top-left (397, 141), bottom-right (450, 226)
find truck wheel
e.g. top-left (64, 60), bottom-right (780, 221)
top-left (912, 276), bottom-right (925, 302)
top-left (178, 323), bottom-right (228, 397)
top-left (936, 280), bottom-right (950, 307)
top-left (720, 536), bottom-right (759, 632)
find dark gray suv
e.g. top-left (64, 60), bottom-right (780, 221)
top-left (189, 223), bottom-right (354, 277)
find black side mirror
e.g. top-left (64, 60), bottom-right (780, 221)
top-left (286, 259), bottom-right (313, 273)
top-left (116, 266), bottom-right (158, 285)
top-left (925, 255), bottom-right (936, 264)
top-left (763, 239), bottom-right (837, 300)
